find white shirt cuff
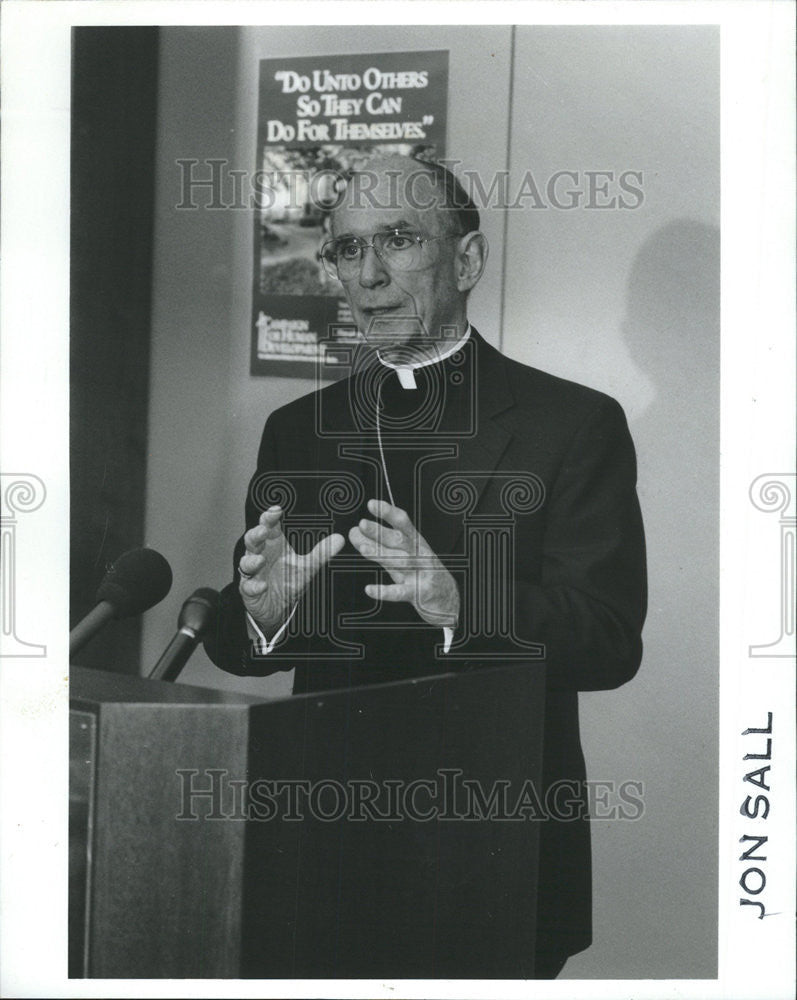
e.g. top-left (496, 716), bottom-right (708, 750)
top-left (248, 611), bottom-right (453, 655)
top-left (246, 606), bottom-right (297, 655)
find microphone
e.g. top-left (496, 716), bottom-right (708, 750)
top-left (70, 548), bottom-right (173, 656)
top-left (148, 588), bottom-right (220, 682)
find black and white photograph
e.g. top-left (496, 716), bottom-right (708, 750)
top-left (0, 3), bottom-right (794, 998)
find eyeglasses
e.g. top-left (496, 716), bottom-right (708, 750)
top-left (319, 228), bottom-right (458, 282)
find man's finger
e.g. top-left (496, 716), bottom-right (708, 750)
top-left (366, 499), bottom-right (415, 536)
top-left (258, 506), bottom-right (288, 540)
top-left (357, 518), bottom-right (407, 550)
top-left (239, 553), bottom-right (268, 578)
top-left (352, 527), bottom-right (440, 572)
top-left (349, 526), bottom-right (406, 568)
top-left (259, 505), bottom-right (284, 525)
top-left (239, 576), bottom-right (269, 597)
top-left (245, 520), bottom-right (284, 551)
top-left (365, 582), bottom-right (408, 603)
top-left (243, 523), bottom-right (267, 552)
top-left (305, 532), bottom-right (345, 574)
top-left (364, 545), bottom-right (414, 572)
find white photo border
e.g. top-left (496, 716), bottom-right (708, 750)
top-left (0, 2), bottom-right (794, 998)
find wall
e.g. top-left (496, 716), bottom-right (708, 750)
top-left (503, 27), bottom-right (719, 979)
top-left (71, 27), bottom-right (159, 673)
top-left (144, 26), bottom-right (244, 678)
top-left (143, 25), bottom-right (718, 979)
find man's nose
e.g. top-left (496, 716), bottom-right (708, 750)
top-left (358, 244), bottom-right (389, 287)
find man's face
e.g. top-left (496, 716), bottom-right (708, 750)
top-left (329, 167), bottom-right (465, 359)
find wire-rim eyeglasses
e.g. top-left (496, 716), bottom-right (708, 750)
top-left (319, 228), bottom-right (460, 281)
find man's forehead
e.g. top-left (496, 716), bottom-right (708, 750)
top-left (332, 217), bottom-right (415, 236)
top-left (330, 208), bottom-right (441, 238)
top-left (331, 162), bottom-right (447, 235)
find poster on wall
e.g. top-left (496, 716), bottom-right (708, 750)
top-left (250, 50), bottom-right (448, 378)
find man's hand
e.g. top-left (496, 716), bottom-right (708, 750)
top-left (348, 499), bottom-right (460, 627)
top-left (239, 506), bottom-right (345, 630)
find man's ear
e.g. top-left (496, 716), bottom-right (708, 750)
top-left (455, 231), bottom-right (489, 292)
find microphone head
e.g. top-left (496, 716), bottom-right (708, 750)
top-left (178, 587), bottom-right (220, 638)
top-left (96, 548), bottom-right (173, 618)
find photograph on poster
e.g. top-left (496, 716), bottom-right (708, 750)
top-left (0, 4), bottom-right (794, 1000)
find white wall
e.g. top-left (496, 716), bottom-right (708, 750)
top-left (503, 27), bottom-right (719, 979)
top-left (144, 25), bottom-right (719, 979)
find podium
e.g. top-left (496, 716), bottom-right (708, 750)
top-left (70, 662), bottom-right (545, 979)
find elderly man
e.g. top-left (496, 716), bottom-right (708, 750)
top-left (206, 155), bottom-right (647, 978)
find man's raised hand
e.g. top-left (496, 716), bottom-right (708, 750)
top-left (239, 506), bottom-right (345, 630)
top-left (348, 499), bottom-right (460, 628)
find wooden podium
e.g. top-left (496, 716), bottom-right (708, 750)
top-left (70, 662), bottom-right (545, 979)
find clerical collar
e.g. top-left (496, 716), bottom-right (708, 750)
top-left (377, 325), bottom-right (472, 389)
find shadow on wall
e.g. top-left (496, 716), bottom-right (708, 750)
top-left (572, 219), bottom-right (720, 980)
top-left (625, 219), bottom-right (720, 421)
top-left (623, 219), bottom-right (720, 625)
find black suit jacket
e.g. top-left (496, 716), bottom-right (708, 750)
top-left (206, 328), bottom-right (647, 965)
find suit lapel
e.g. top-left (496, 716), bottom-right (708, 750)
top-left (427, 328), bottom-right (516, 558)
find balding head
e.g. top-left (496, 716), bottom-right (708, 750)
top-left (331, 155), bottom-right (480, 239)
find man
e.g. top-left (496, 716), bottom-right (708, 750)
top-left (206, 155), bottom-right (647, 978)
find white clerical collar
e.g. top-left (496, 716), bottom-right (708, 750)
top-left (377, 325), bottom-right (472, 389)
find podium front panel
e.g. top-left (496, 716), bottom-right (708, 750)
top-left (70, 662), bottom-right (545, 979)
top-left (242, 663), bottom-right (545, 978)
top-left (70, 667), bottom-right (263, 978)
